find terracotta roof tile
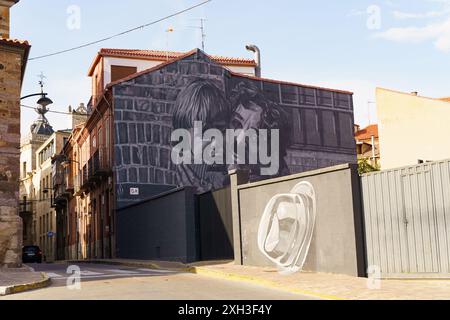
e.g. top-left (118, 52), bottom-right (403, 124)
top-left (355, 124), bottom-right (378, 140)
top-left (88, 48), bottom-right (256, 76)
top-left (98, 48), bottom-right (256, 66)
top-left (0, 37), bottom-right (30, 47)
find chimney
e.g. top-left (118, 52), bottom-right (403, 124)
top-left (246, 44), bottom-right (261, 78)
top-left (0, 0), bottom-right (18, 39)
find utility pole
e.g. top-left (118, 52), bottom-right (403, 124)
top-left (367, 101), bottom-right (376, 125)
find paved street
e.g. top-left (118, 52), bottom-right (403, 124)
top-left (0, 263), bottom-right (318, 300)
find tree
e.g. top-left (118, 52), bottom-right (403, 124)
top-left (358, 158), bottom-right (380, 175)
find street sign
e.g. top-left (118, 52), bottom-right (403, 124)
top-left (47, 231), bottom-right (54, 238)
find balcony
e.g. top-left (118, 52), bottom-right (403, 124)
top-left (88, 148), bottom-right (112, 183)
top-left (81, 164), bottom-right (90, 190)
top-left (19, 200), bottom-right (33, 214)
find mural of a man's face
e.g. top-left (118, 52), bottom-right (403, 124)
top-left (231, 101), bottom-right (264, 131)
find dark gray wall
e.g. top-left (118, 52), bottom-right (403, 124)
top-left (232, 164), bottom-right (366, 277)
top-left (116, 187), bottom-right (198, 263)
top-left (197, 187), bottom-right (234, 260)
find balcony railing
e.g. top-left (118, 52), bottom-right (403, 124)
top-left (81, 165), bottom-right (89, 189)
top-left (89, 148), bottom-right (111, 182)
top-left (19, 200), bottom-right (33, 214)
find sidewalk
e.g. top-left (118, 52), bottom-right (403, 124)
top-left (66, 259), bottom-right (450, 300)
top-left (0, 266), bottom-right (50, 296)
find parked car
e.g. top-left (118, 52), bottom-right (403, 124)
top-left (22, 245), bottom-right (43, 263)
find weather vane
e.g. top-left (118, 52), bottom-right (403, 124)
top-left (38, 72), bottom-right (46, 93)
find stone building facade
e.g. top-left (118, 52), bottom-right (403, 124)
top-left (0, 0), bottom-right (30, 267)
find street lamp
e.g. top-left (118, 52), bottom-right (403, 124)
top-left (21, 75), bottom-right (53, 105)
top-left (61, 158), bottom-right (79, 169)
top-left (21, 76), bottom-right (54, 135)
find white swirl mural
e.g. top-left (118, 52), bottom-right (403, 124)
top-left (257, 181), bottom-right (316, 274)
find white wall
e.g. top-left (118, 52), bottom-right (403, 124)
top-left (102, 57), bottom-right (256, 88)
top-left (103, 57), bottom-right (162, 87)
top-left (377, 88), bottom-right (450, 169)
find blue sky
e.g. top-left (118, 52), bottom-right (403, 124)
top-left (11, 0), bottom-right (450, 134)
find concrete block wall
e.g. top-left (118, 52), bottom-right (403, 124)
top-left (230, 164), bottom-right (366, 277)
top-left (116, 187), bottom-right (198, 263)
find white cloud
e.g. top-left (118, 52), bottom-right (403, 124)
top-left (374, 17), bottom-right (450, 52)
top-left (393, 9), bottom-right (450, 19)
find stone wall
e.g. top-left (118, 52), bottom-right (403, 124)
top-left (0, 44), bottom-right (26, 267)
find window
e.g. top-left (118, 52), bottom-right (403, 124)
top-left (105, 118), bottom-right (110, 163)
top-left (22, 162), bottom-right (27, 178)
top-left (111, 65), bottom-right (137, 82)
top-left (92, 134), bottom-right (97, 149)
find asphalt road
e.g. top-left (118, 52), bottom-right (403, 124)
top-left (1, 262), bottom-right (319, 300)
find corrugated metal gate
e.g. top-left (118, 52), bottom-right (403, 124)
top-left (361, 159), bottom-right (450, 277)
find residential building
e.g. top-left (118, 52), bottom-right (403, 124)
top-left (54, 48), bottom-right (357, 260)
top-left (19, 126), bottom-right (71, 261)
top-left (376, 87), bottom-right (450, 169)
top-left (88, 48), bottom-right (257, 106)
top-left (354, 124), bottom-right (380, 167)
top-left (0, 0), bottom-right (31, 267)
top-left (19, 124), bottom-right (53, 247)
top-left (34, 130), bottom-right (71, 261)
top-left (19, 103), bottom-right (83, 261)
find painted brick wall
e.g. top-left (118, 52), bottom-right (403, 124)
top-left (112, 50), bottom-right (356, 208)
top-left (113, 51), bottom-right (227, 207)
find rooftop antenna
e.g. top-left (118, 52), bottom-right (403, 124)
top-left (165, 27), bottom-right (174, 61)
top-left (188, 18), bottom-right (207, 51)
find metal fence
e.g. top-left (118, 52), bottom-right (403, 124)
top-left (361, 159), bottom-right (450, 278)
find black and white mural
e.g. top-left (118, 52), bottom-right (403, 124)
top-left (113, 50), bottom-right (356, 208)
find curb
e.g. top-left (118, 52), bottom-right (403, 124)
top-left (64, 259), bottom-right (346, 300)
top-left (0, 272), bottom-right (51, 296)
top-left (187, 266), bottom-right (347, 300)
top-left (65, 260), bottom-right (189, 272)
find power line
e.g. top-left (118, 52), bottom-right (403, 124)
top-left (21, 104), bottom-right (72, 115)
top-left (29, 0), bottom-right (212, 61)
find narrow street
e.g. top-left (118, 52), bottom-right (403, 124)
top-left (1, 263), bottom-right (318, 300)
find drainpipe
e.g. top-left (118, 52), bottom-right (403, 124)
top-left (246, 44), bottom-right (261, 78)
top-left (371, 135), bottom-right (376, 163)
